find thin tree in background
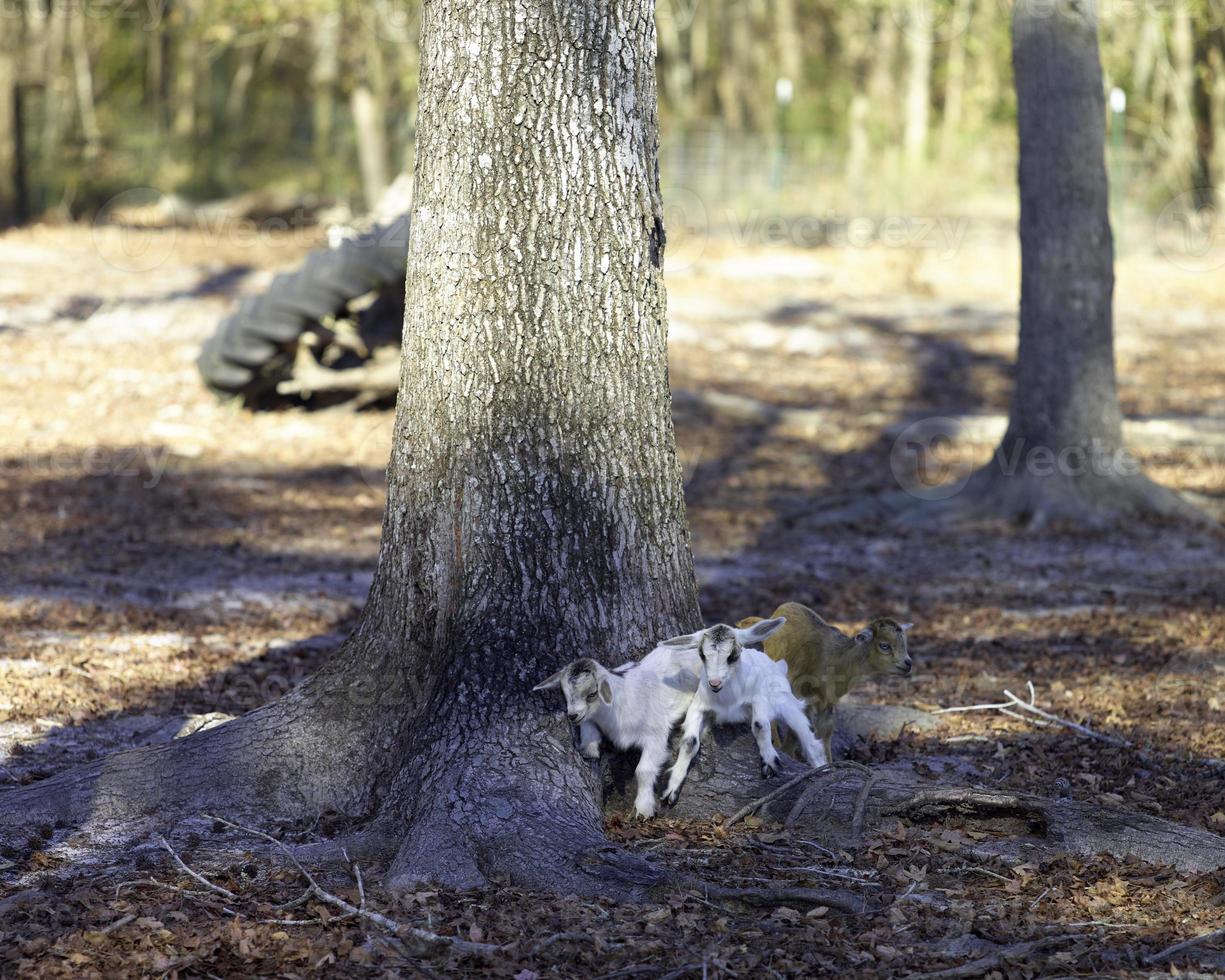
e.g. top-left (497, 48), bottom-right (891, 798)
top-left (0, 25), bottom-right (23, 227)
top-left (896, 0), bottom-right (1205, 526)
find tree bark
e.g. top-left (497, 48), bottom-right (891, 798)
top-left (369, 0), bottom-right (699, 892)
top-left (0, 0), bottom-right (700, 900)
top-left (891, 0), bottom-right (1205, 527)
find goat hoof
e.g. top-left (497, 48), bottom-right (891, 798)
top-left (761, 761), bottom-right (779, 779)
top-left (663, 790), bottom-right (680, 808)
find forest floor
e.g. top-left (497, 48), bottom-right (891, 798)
top-left (0, 217), bottom-right (1223, 978)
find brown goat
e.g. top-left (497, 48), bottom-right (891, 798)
top-left (736, 601), bottom-right (912, 765)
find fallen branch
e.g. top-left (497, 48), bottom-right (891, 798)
top-left (723, 761), bottom-right (871, 830)
top-left (276, 356), bottom-right (400, 397)
top-left (915, 934), bottom-right (1081, 979)
top-left (156, 834), bottom-right (238, 901)
top-left (99, 913), bottom-right (137, 936)
top-left (204, 814), bottom-right (500, 957)
top-left (883, 788), bottom-right (1043, 822)
top-left (699, 882), bottom-right (872, 916)
top-left (1144, 925), bottom-right (1225, 965)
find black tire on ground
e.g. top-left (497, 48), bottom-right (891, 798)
top-left (196, 215), bottom-right (410, 400)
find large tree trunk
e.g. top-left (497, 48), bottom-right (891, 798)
top-left (0, 0), bottom-right (700, 899)
top-left (888, 0), bottom-right (1204, 527)
top-left (366, 0), bottom-right (700, 893)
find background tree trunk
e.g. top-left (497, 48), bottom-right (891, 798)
top-left (1164, 1), bottom-right (1197, 195)
top-left (904, 0), bottom-right (933, 170)
top-left (939, 0), bottom-right (974, 164)
top-left (0, 28), bottom-right (22, 227)
top-left (891, 0), bottom-right (1204, 526)
top-left (68, 3), bottom-right (101, 158)
top-left (310, 7), bottom-right (341, 175)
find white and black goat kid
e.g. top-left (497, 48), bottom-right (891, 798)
top-left (532, 647), bottom-right (702, 819)
top-left (658, 617), bottom-right (825, 807)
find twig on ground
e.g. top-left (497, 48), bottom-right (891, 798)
top-left (156, 835), bottom-right (238, 901)
top-left (528, 931), bottom-right (595, 955)
top-left (1144, 925), bottom-right (1225, 965)
top-left (916, 934), bottom-right (1081, 979)
top-left (204, 813), bottom-right (500, 957)
top-left (934, 684), bottom-right (1128, 747)
top-left (723, 761), bottom-right (871, 830)
top-left (852, 771), bottom-right (884, 838)
top-left (100, 913), bottom-right (137, 935)
top-left (115, 877), bottom-right (235, 914)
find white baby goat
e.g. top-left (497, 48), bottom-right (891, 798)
top-left (533, 645), bottom-right (702, 819)
top-left (658, 617), bottom-right (825, 808)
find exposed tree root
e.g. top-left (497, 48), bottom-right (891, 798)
top-left (818, 461), bottom-right (1214, 530)
top-left (1144, 925), bottom-right (1225, 966)
top-left (916, 934), bottom-right (1083, 979)
top-left (695, 882), bottom-right (873, 916)
top-left (210, 814), bottom-right (502, 957)
top-left (4, 697), bottom-right (1224, 900)
top-left (901, 466), bottom-right (1211, 529)
top-left (605, 726), bottom-right (1225, 874)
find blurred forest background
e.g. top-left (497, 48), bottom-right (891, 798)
top-left (1, 0), bottom-right (1223, 230)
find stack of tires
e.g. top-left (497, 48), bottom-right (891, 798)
top-left (197, 214), bottom-right (410, 404)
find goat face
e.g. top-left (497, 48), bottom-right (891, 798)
top-left (855, 619), bottom-right (914, 676)
top-left (532, 658), bottom-right (612, 723)
top-left (661, 617), bottom-right (786, 693)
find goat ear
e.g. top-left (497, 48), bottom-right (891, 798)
top-left (899, 622), bottom-right (914, 633)
top-left (599, 679), bottom-right (613, 704)
top-left (737, 616), bottom-right (786, 646)
top-left (854, 628), bottom-right (873, 644)
top-left (532, 668), bottom-right (568, 692)
top-left (660, 629), bottom-right (704, 648)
